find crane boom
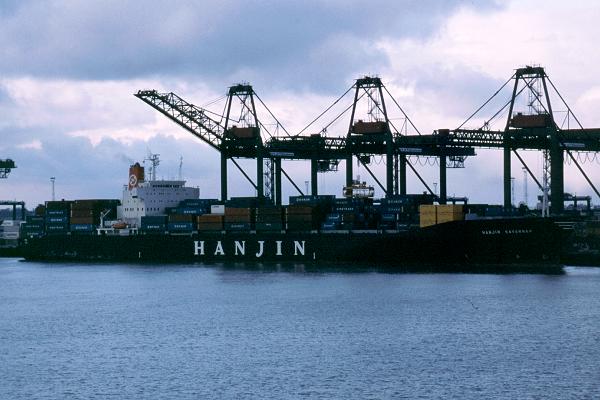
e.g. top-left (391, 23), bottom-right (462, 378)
top-left (135, 90), bottom-right (224, 151)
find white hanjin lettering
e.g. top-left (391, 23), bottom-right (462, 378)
top-left (214, 241), bottom-right (225, 256)
top-left (294, 241), bottom-right (305, 256)
top-left (255, 241), bottom-right (264, 258)
top-left (276, 241), bottom-right (283, 256)
top-left (235, 241), bottom-right (245, 256)
top-left (194, 241), bottom-right (205, 255)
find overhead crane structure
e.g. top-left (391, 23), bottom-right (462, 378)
top-left (136, 78), bottom-right (473, 205)
top-left (438, 66), bottom-right (600, 214)
top-left (135, 66), bottom-right (600, 213)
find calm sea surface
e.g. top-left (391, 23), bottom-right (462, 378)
top-left (1, 258), bottom-right (599, 399)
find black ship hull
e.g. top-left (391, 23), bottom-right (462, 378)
top-left (20, 218), bottom-right (564, 273)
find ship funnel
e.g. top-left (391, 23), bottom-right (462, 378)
top-left (128, 162), bottom-right (144, 190)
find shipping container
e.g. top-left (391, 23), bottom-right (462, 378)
top-left (255, 222), bottom-right (284, 231)
top-left (179, 198), bottom-right (219, 207)
top-left (225, 215), bottom-right (254, 223)
top-left (289, 195), bottom-right (334, 206)
top-left (141, 215), bottom-right (168, 224)
top-left (46, 223), bottom-right (69, 233)
top-left (141, 223), bottom-right (166, 232)
top-left (46, 216), bottom-right (69, 224)
top-left (178, 206), bottom-right (209, 215)
top-left (70, 216), bottom-right (94, 225)
top-left (26, 215), bottom-right (45, 223)
top-left (224, 222), bottom-right (252, 231)
top-left (70, 224), bottom-right (95, 232)
top-left (168, 222), bottom-right (194, 232)
top-left (197, 222), bottom-right (224, 232)
top-left (168, 214), bottom-right (194, 222)
top-left (225, 207), bottom-right (255, 216)
top-left (352, 120), bottom-right (388, 135)
top-left (197, 214), bottom-right (224, 223)
top-left (227, 126), bottom-right (259, 139)
top-left (321, 222), bottom-right (340, 230)
top-left (46, 209), bottom-right (69, 216)
top-left (45, 200), bottom-right (72, 211)
top-left (225, 197), bottom-right (259, 208)
top-left (510, 113), bottom-right (550, 128)
top-left (211, 204), bottom-right (225, 214)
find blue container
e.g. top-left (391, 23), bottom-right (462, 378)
top-left (141, 215), bottom-right (168, 224)
top-left (168, 222), bottom-right (194, 232)
top-left (289, 195), bottom-right (334, 206)
top-left (46, 223), bottom-right (68, 232)
top-left (321, 222), bottom-right (339, 230)
top-left (381, 205), bottom-right (404, 213)
top-left (70, 224), bottom-right (94, 232)
top-left (26, 215), bottom-right (45, 223)
top-left (141, 223), bottom-right (166, 231)
top-left (179, 198), bottom-right (219, 207)
top-left (46, 216), bottom-right (69, 224)
top-left (179, 207), bottom-right (208, 215)
top-left (46, 209), bottom-right (68, 217)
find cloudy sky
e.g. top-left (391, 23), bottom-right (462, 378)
top-left (1, 0), bottom-right (600, 209)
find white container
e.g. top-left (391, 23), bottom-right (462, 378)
top-left (211, 204), bottom-right (225, 215)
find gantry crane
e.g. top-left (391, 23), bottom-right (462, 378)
top-left (135, 66), bottom-right (600, 213)
top-left (437, 66), bottom-right (600, 213)
top-left (0, 159), bottom-right (15, 179)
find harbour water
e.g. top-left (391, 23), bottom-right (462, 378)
top-left (1, 258), bottom-right (599, 399)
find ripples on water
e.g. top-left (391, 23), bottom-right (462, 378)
top-left (1, 259), bottom-right (599, 399)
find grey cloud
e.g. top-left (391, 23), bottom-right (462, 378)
top-left (413, 66), bottom-right (509, 125)
top-left (0, 83), bottom-right (12, 106)
top-left (0, 0), bottom-right (501, 92)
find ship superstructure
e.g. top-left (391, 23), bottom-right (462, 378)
top-left (117, 160), bottom-right (199, 227)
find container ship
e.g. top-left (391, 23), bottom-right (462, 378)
top-left (18, 161), bottom-right (565, 273)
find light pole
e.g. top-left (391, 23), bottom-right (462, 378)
top-left (50, 177), bottom-right (55, 201)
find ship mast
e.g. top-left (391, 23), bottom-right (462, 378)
top-left (145, 153), bottom-right (160, 181)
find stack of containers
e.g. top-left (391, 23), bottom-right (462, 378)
top-left (45, 200), bottom-right (71, 235)
top-left (70, 199), bottom-right (120, 233)
top-left (176, 198), bottom-right (220, 215)
top-left (329, 197), bottom-right (371, 230)
top-left (321, 212), bottom-right (342, 230)
top-left (222, 197), bottom-right (264, 232)
top-left (140, 215), bottom-right (167, 233)
top-left (165, 198), bottom-right (220, 233)
top-left (382, 194), bottom-right (435, 228)
top-left (224, 207), bottom-right (255, 231)
top-left (287, 195), bottom-right (332, 231)
top-left (196, 203), bottom-right (225, 232)
top-left (70, 200), bottom-right (96, 234)
top-left (197, 214), bottom-right (224, 232)
top-left (168, 213), bottom-right (195, 233)
top-left (255, 206), bottom-right (283, 231)
top-left (286, 205), bottom-right (321, 231)
top-left (21, 215), bottom-right (45, 237)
